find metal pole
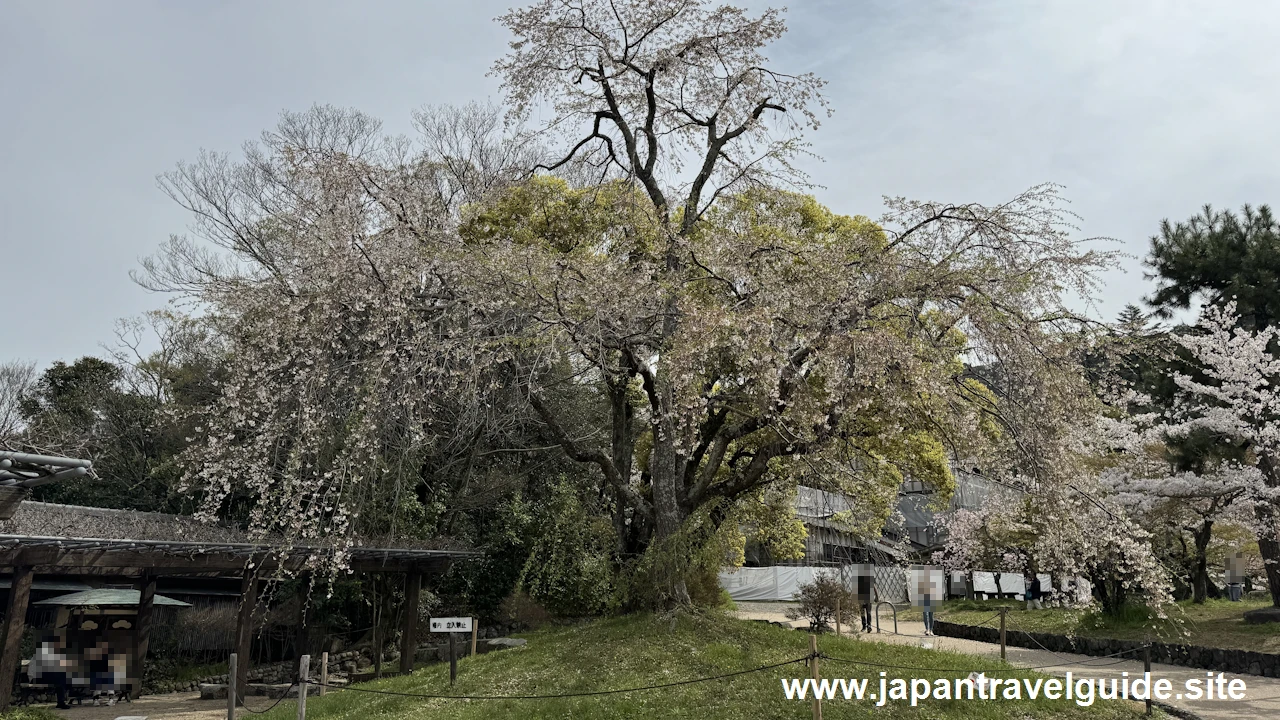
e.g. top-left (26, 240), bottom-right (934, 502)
top-left (835, 596), bottom-right (841, 638)
top-left (999, 608), bottom-right (1007, 661)
top-left (227, 653), bottom-right (237, 720)
top-left (319, 652), bottom-right (328, 697)
top-left (297, 654), bottom-right (309, 720)
top-left (449, 633), bottom-right (457, 685)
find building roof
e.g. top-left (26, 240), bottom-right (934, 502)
top-left (0, 501), bottom-right (250, 544)
top-left (34, 589), bottom-right (191, 607)
top-left (0, 502), bottom-right (480, 575)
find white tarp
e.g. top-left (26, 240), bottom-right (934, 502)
top-left (967, 571), bottom-right (1053, 597)
top-left (718, 566), bottom-right (838, 602)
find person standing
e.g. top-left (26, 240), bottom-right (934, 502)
top-left (29, 632), bottom-right (72, 710)
top-left (856, 567), bottom-right (873, 633)
top-left (1026, 575), bottom-right (1044, 610)
top-left (917, 574), bottom-right (936, 636)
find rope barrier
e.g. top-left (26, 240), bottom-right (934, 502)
top-left (1001, 617), bottom-right (1148, 666)
top-left (290, 654), bottom-right (816, 701)
top-left (236, 682), bottom-right (298, 714)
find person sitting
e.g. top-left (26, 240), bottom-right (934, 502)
top-left (85, 640), bottom-right (119, 706)
top-left (28, 632), bottom-right (72, 710)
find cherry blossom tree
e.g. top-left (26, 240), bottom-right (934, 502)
top-left (936, 489), bottom-right (1174, 612)
top-left (145, 2), bottom-right (1125, 609)
top-left (1150, 302), bottom-right (1280, 606)
top-left (1101, 462), bottom-right (1260, 602)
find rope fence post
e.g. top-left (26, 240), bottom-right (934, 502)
top-left (227, 653), bottom-right (237, 720)
top-left (1144, 641), bottom-right (1152, 716)
top-left (471, 618), bottom-right (478, 658)
top-left (297, 654), bottom-right (309, 720)
top-left (998, 608), bottom-right (1008, 661)
top-left (320, 652), bottom-right (328, 697)
top-left (809, 634), bottom-right (822, 720)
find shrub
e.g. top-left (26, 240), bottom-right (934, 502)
top-left (786, 575), bottom-right (858, 632)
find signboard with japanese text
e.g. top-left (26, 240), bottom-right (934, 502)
top-left (430, 617), bottom-right (473, 633)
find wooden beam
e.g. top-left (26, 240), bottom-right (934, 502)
top-left (234, 568), bottom-right (259, 696)
top-left (133, 573), bottom-right (157, 698)
top-left (0, 565), bottom-right (33, 710)
top-left (399, 571), bottom-right (421, 674)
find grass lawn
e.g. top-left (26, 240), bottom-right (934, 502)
top-left (0, 709), bottom-right (62, 720)
top-left (256, 612), bottom-right (1159, 719)
top-left (904, 598), bottom-right (1280, 652)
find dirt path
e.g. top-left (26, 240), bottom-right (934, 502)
top-left (36, 690), bottom-right (276, 719)
top-left (735, 602), bottom-right (1280, 720)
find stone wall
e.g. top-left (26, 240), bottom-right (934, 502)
top-left (933, 620), bottom-right (1280, 677)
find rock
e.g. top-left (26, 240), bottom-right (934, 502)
top-left (1243, 607), bottom-right (1280, 625)
top-left (478, 638), bottom-right (527, 654)
top-left (200, 684), bottom-right (228, 700)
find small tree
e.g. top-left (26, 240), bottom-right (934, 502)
top-left (786, 575), bottom-right (857, 632)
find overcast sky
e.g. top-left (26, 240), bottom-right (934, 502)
top-left (3, 0), bottom-right (1278, 368)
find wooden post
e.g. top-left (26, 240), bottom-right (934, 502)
top-left (399, 572), bottom-right (421, 675)
top-left (319, 652), bottom-right (328, 697)
top-left (448, 632), bottom-right (457, 685)
top-left (998, 608), bottom-right (1007, 661)
top-left (373, 581), bottom-right (384, 680)
top-left (296, 654), bottom-right (309, 720)
top-left (470, 619), bottom-right (478, 658)
top-left (809, 634), bottom-right (822, 720)
top-left (227, 653), bottom-right (237, 720)
top-left (133, 573), bottom-right (157, 698)
top-left (295, 575), bottom-right (309, 674)
top-left (235, 569), bottom-right (259, 696)
top-left (835, 596), bottom-right (841, 638)
top-left (0, 565), bottom-right (33, 711)
top-left (1144, 642), bottom-right (1152, 716)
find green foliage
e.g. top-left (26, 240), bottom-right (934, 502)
top-left (518, 480), bottom-right (619, 616)
top-left (733, 487), bottom-right (807, 564)
top-left (1146, 203), bottom-right (1280, 330)
top-left (461, 176), bottom-right (660, 257)
top-left (618, 507), bottom-right (736, 611)
top-left (20, 357), bottom-right (176, 510)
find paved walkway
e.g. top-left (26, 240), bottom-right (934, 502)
top-left (734, 602), bottom-right (1280, 720)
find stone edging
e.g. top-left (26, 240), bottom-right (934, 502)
top-left (934, 620), bottom-right (1280, 678)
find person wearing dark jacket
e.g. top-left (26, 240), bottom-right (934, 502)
top-left (1025, 576), bottom-right (1044, 610)
top-left (857, 572), bottom-right (874, 632)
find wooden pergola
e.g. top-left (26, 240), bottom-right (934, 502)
top-left (0, 504), bottom-right (478, 709)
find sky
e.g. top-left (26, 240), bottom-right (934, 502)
top-left (3, 0), bottom-right (1278, 368)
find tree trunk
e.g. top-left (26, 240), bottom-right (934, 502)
top-left (992, 572), bottom-right (1003, 597)
top-left (1256, 456), bottom-right (1280, 608)
top-left (649, 428), bottom-right (691, 605)
top-left (1191, 521), bottom-right (1214, 604)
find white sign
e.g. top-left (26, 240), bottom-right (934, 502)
top-left (430, 616), bottom-right (473, 633)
